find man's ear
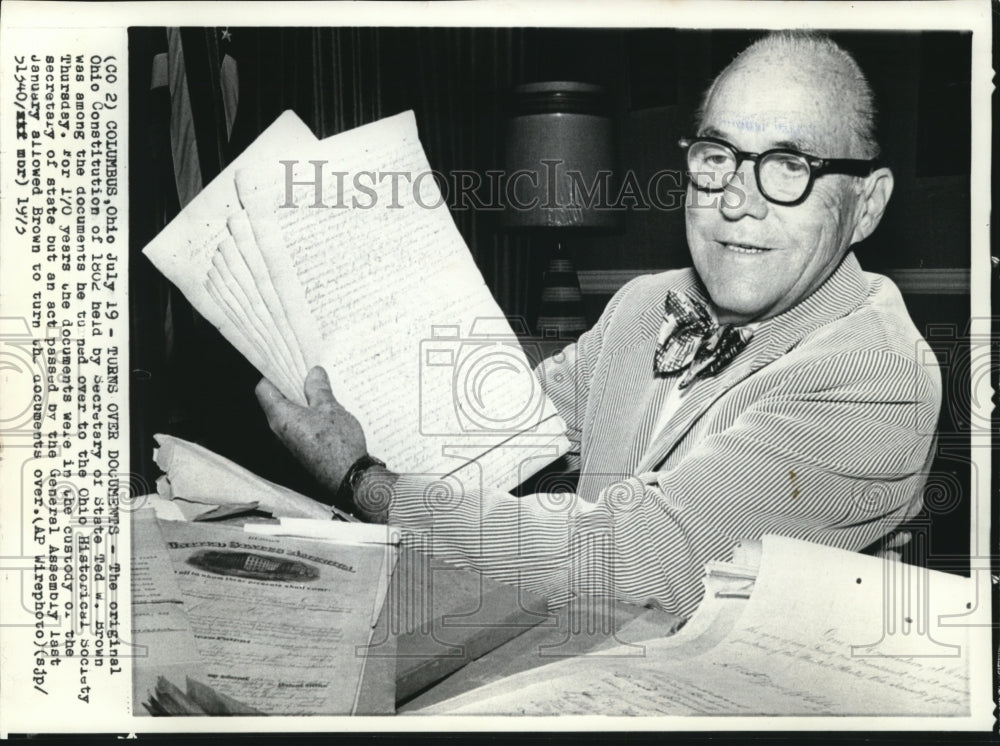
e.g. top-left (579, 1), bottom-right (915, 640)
top-left (850, 167), bottom-right (894, 245)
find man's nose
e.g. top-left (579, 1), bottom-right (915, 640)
top-left (720, 160), bottom-right (768, 220)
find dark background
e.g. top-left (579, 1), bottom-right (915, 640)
top-left (128, 27), bottom-right (973, 568)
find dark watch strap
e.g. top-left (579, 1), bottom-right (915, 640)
top-left (335, 454), bottom-right (386, 511)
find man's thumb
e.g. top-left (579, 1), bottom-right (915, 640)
top-left (256, 377), bottom-right (295, 426)
top-left (304, 366), bottom-right (338, 410)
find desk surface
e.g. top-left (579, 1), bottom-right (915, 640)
top-left (396, 590), bottom-right (683, 712)
top-left (368, 548), bottom-right (551, 706)
top-left (361, 548), bottom-right (683, 712)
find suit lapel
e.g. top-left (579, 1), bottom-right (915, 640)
top-left (635, 253), bottom-right (871, 473)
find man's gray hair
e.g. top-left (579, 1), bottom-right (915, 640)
top-left (699, 31), bottom-right (880, 159)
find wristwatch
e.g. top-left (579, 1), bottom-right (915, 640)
top-left (335, 454), bottom-right (386, 510)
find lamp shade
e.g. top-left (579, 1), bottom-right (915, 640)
top-left (503, 82), bottom-right (618, 231)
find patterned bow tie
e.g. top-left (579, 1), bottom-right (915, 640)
top-left (653, 290), bottom-right (754, 388)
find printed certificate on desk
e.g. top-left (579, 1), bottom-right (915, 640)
top-left (145, 516), bottom-right (393, 715)
top-left (0, 0), bottom-right (994, 736)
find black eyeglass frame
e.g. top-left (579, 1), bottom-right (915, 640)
top-left (679, 136), bottom-right (882, 206)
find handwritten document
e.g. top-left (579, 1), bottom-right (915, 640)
top-left (233, 111), bottom-right (569, 490)
top-left (155, 519), bottom-right (396, 715)
top-left (415, 535), bottom-right (973, 716)
top-left (142, 110), bottom-right (323, 396)
top-left (144, 109), bottom-right (569, 491)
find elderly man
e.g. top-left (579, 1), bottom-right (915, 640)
top-left (255, 32), bottom-right (941, 617)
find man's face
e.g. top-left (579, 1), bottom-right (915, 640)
top-left (685, 54), bottom-right (868, 324)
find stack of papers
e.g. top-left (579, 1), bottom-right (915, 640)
top-left (142, 109), bottom-right (570, 491)
top-left (413, 536), bottom-right (974, 716)
top-left (133, 507), bottom-right (399, 716)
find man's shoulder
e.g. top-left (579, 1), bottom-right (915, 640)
top-left (783, 270), bottom-right (941, 397)
top-left (805, 270), bottom-right (928, 353)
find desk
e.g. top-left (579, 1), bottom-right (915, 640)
top-left (400, 596), bottom-right (682, 711)
top-left (370, 549), bottom-right (683, 712)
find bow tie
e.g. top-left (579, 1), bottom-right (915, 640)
top-left (653, 291), bottom-right (753, 388)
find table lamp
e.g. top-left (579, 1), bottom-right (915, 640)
top-left (503, 81), bottom-right (619, 338)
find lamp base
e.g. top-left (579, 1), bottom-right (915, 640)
top-left (536, 255), bottom-right (588, 339)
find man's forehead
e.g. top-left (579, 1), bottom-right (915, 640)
top-left (699, 120), bottom-right (825, 154)
top-left (700, 58), bottom-right (857, 154)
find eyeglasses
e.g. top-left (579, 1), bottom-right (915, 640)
top-left (679, 136), bottom-right (880, 206)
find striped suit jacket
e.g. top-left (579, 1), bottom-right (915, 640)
top-left (388, 252), bottom-right (942, 617)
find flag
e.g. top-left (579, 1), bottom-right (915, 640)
top-left (150, 27), bottom-right (239, 208)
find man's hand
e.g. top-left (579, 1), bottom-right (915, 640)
top-left (255, 366), bottom-right (367, 497)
